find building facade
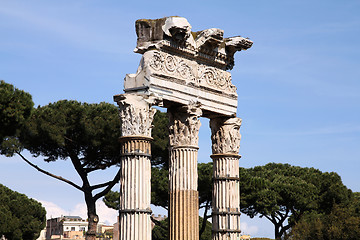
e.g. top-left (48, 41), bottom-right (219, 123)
top-left (45, 216), bottom-right (112, 240)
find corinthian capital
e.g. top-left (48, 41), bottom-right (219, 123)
top-left (210, 117), bottom-right (242, 154)
top-left (114, 94), bottom-right (160, 137)
top-left (168, 103), bottom-right (202, 147)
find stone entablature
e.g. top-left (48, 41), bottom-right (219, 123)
top-left (115, 16), bottom-right (252, 240)
top-left (133, 17), bottom-right (252, 70)
top-left (124, 16), bottom-right (252, 117)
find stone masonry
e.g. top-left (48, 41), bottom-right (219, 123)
top-left (114, 16), bottom-right (252, 240)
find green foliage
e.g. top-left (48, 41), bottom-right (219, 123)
top-left (151, 167), bottom-right (169, 209)
top-left (0, 80), bottom-right (33, 155)
top-left (102, 190), bottom-right (119, 210)
top-left (103, 110), bottom-right (170, 209)
top-left (103, 166), bottom-right (169, 210)
top-left (0, 184), bottom-right (46, 240)
top-left (15, 100), bottom-right (126, 236)
top-left (151, 111), bottom-right (169, 168)
top-left (152, 217), bottom-right (211, 240)
top-left (104, 166), bottom-right (169, 210)
top-left (198, 216), bottom-right (212, 240)
top-left (353, 192), bottom-right (360, 215)
top-left (198, 162), bottom-right (212, 207)
top-left (21, 100), bottom-right (121, 166)
top-left (104, 110), bottom-right (170, 210)
top-left (104, 163), bottom-right (213, 211)
top-left (285, 204), bottom-right (360, 240)
top-left (104, 162), bottom-right (213, 238)
top-left (285, 192), bottom-right (360, 239)
top-left (197, 162), bottom-right (212, 238)
top-left (152, 218), bottom-right (168, 240)
top-left (97, 229), bottom-right (113, 240)
top-left (240, 163), bottom-right (352, 239)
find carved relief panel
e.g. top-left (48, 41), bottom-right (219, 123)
top-left (146, 51), bottom-right (236, 94)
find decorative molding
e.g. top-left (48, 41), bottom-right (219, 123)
top-left (168, 103), bottom-right (202, 147)
top-left (210, 117), bottom-right (242, 154)
top-left (198, 65), bottom-right (236, 93)
top-left (148, 51), bottom-right (236, 93)
top-left (149, 51), bottom-right (197, 84)
top-left (195, 28), bottom-right (224, 52)
top-left (134, 17), bottom-right (253, 70)
top-left (114, 94), bottom-right (160, 137)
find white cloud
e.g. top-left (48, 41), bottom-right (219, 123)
top-left (39, 200), bottom-right (118, 225)
top-left (38, 200), bottom-right (67, 219)
top-left (240, 221), bottom-right (259, 236)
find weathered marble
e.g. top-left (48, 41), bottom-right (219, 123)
top-left (210, 117), bottom-right (242, 240)
top-left (168, 104), bottom-right (202, 240)
top-left (114, 94), bottom-right (158, 240)
top-left (114, 16), bottom-right (252, 240)
top-left (114, 93), bottom-right (161, 137)
top-left (125, 16), bottom-right (252, 117)
top-left (210, 117), bottom-right (242, 154)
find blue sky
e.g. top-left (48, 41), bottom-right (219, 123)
top-left (1, 0), bottom-right (360, 238)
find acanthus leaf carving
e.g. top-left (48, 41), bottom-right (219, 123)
top-left (168, 102), bottom-right (202, 147)
top-left (115, 94), bottom-right (160, 137)
top-left (210, 117), bottom-right (242, 154)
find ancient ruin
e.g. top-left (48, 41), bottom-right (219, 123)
top-left (114, 16), bottom-right (252, 240)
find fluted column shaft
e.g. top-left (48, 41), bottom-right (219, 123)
top-left (114, 94), bottom-right (159, 240)
top-left (118, 136), bottom-right (152, 240)
top-left (168, 104), bottom-right (202, 240)
top-left (210, 117), bottom-right (242, 240)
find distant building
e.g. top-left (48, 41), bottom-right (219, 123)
top-left (46, 216), bottom-right (88, 240)
top-left (113, 217), bottom-right (119, 240)
top-left (98, 224), bottom-right (114, 240)
top-left (45, 215), bottom-right (113, 240)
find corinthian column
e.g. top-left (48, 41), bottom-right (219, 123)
top-left (210, 117), bottom-right (242, 240)
top-left (114, 94), bottom-right (158, 240)
top-left (168, 103), bottom-right (202, 240)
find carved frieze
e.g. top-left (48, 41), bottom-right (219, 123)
top-left (114, 94), bottom-right (160, 137)
top-left (168, 103), bottom-right (202, 147)
top-left (149, 51), bottom-right (197, 84)
top-left (147, 51), bottom-right (236, 94)
top-left (210, 117), bottom-right (242, 154)
top-left (198, 65), bottom-right (236, 93)
top-left (125, 16), bottom-right (252, 117)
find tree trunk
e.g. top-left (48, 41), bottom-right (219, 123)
top-left (199, 200), bottom-right (210, 239)
top-left (85, 193), bottom-right (98, 240)
top-left (275, 223), bottom-right (281, 240)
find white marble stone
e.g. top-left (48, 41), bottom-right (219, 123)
top-left (125, 16), bottom-right (252, 117)
top-left (114, 17), bottom-right (252, 240)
